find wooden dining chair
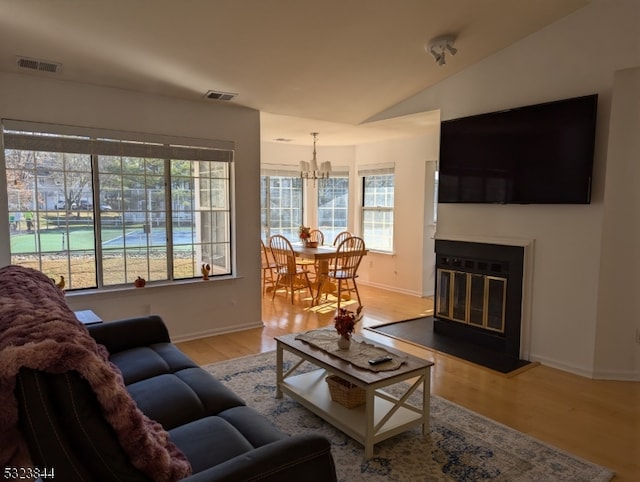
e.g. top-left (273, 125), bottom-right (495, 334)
top-left (332, 231), bottom-right (352, 246)
top-left (328, 230), bottom-right (353, 281)
top-left (260, 239), bottom-right (277, 296)
top-left (309, 229), bottom-right (325, 245)
top-left (269, 234), bottom-right (312, 304)
top-left (296, 229), bottom-right (325, 280)
top-left (327, 236), bottom-right (366, 310)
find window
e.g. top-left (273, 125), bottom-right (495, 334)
top-left (317, 174), bottom-right (349, 244)
top-left (360, 164), bottom-right (394, 252)
top-left (260, 167), bottom-right (303, 241)
top-left (3, 120), bottom-right (234, 290)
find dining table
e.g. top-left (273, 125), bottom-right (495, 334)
top-left (291, 243), bottom-right (367, 306)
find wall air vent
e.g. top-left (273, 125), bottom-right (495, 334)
top-left (204, 90), bottom-right (237, 101)
top-left (16, 56), bottom-right (62, 73)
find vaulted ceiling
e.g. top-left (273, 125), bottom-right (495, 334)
top-left (0, 0), bottom-right (588, 144)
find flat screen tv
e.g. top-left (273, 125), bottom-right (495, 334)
top-left (438, 94), bottom-right (597, 204)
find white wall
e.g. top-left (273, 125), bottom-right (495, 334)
top-left (371, 0), bottom-right (640, 379)
top-left (354, 135), bottom-right (438, 297)
top-left (0, 72), bottom-right (263, 341)
top-left (594, 67), bottom-right (640, 380)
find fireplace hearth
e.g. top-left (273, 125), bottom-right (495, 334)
top-left (434, 239), bottom-right (525, 359)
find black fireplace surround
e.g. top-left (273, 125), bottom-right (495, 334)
top-left (434, 239), bottom-right (524, 359)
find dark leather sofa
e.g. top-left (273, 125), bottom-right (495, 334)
top-left (15, 315), bottom-right (337, 481)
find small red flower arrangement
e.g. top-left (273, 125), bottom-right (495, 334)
top-left (334, 306), bottom-right (363, 339)
top-left (299, 226), bottom-right (311, 241)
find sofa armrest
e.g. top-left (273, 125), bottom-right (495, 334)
top-left (88, 315), bottom-right (171, 353)
top-left (181, 433), bottom-right (336, 482)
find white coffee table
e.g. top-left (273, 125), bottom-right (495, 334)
top-left (275, 333), bottom-right (434, 458)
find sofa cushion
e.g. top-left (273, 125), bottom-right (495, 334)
top-left (110, 343), bottom-right (198, 384)
top-left (217, 406), bottom-right (288, 448)
top-left (111, 347), bottom-right (170, 384)
top-left (178, 434), bottom-right (337, 482)
top-left (153, 343), bottom-right (200, 371)
top-left (169, 417), bottom-right (254, 473)
top-left (174, 367), bottom-right (245, 413)
top-left (127, 369), bottom-right (245, 429)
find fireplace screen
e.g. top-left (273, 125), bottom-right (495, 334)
top-left (436, 269), bottom-right (507, 333)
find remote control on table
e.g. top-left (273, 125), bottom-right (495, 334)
top-left (368, 355), bottom-right (392, 365)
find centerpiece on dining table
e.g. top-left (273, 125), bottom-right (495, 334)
top-left (298, 225), bottom-right (317, 247)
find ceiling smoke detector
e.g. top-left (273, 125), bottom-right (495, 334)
top-left (204, 90), bottom-right (237, 101)
top-left (16, 55), bottom-right (62, 74)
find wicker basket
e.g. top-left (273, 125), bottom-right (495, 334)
top-left (326, 375), bottom-right (365, 408)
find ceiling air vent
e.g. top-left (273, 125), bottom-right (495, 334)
top-left (204, 90), bottom-right (237, 101)
top-left (16, 56), bottom-right (62, 74)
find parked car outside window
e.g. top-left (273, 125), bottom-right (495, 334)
top-left (55, 200), bottom-right (78, 210)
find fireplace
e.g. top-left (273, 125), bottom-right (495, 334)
top-left (434, 239), bottom-right (526, 359)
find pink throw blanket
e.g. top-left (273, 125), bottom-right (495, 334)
top-left (0, 265), bottom-right (191, 481)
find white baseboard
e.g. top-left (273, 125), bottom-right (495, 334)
top-left (530, 354), bottom-right (640, 381)
top-left (171, 321), bottom-right (264, 343)
top-left (530, 355), bottom-right (595, 378)
top-left (590, 369), bottom-right (640, 381)
top-left (358, 279), bottom-right (425, 298)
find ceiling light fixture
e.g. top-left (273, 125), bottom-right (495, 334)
top-left (426, 35), bottom-right (458, 67)
top-left (300, 132), bottom-right (331, 185)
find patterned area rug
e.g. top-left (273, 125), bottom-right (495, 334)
top-left (203, 351), bottom-right (614, 482)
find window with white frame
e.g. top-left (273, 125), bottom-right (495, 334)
top-left (260, 166), bottom-right (303, 241)
top-left (317, 172), bottom-right (348, 244)
top-left (3, 120), bottom-right (234, 290)
top-left (360, 164), bottom-right (394, 252)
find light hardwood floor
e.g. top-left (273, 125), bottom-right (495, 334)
top-left (177, 284), bottom-right (639, 481)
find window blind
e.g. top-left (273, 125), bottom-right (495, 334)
top-left (357, 162), bottom-right (395, 176)
top-left (2, 119), bottom-right (234, 162)
top-left (261, 164), bottom-right (301, 177)
top-left (327, 165), bottom-right (350, 177)
top-left (261, 164), bottom-right (350, 177)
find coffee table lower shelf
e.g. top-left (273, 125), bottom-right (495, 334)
top-left (279, 368), bottom-right (426, 457)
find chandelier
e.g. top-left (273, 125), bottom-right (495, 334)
top-left (300, 132), bottom-right (331, 184)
